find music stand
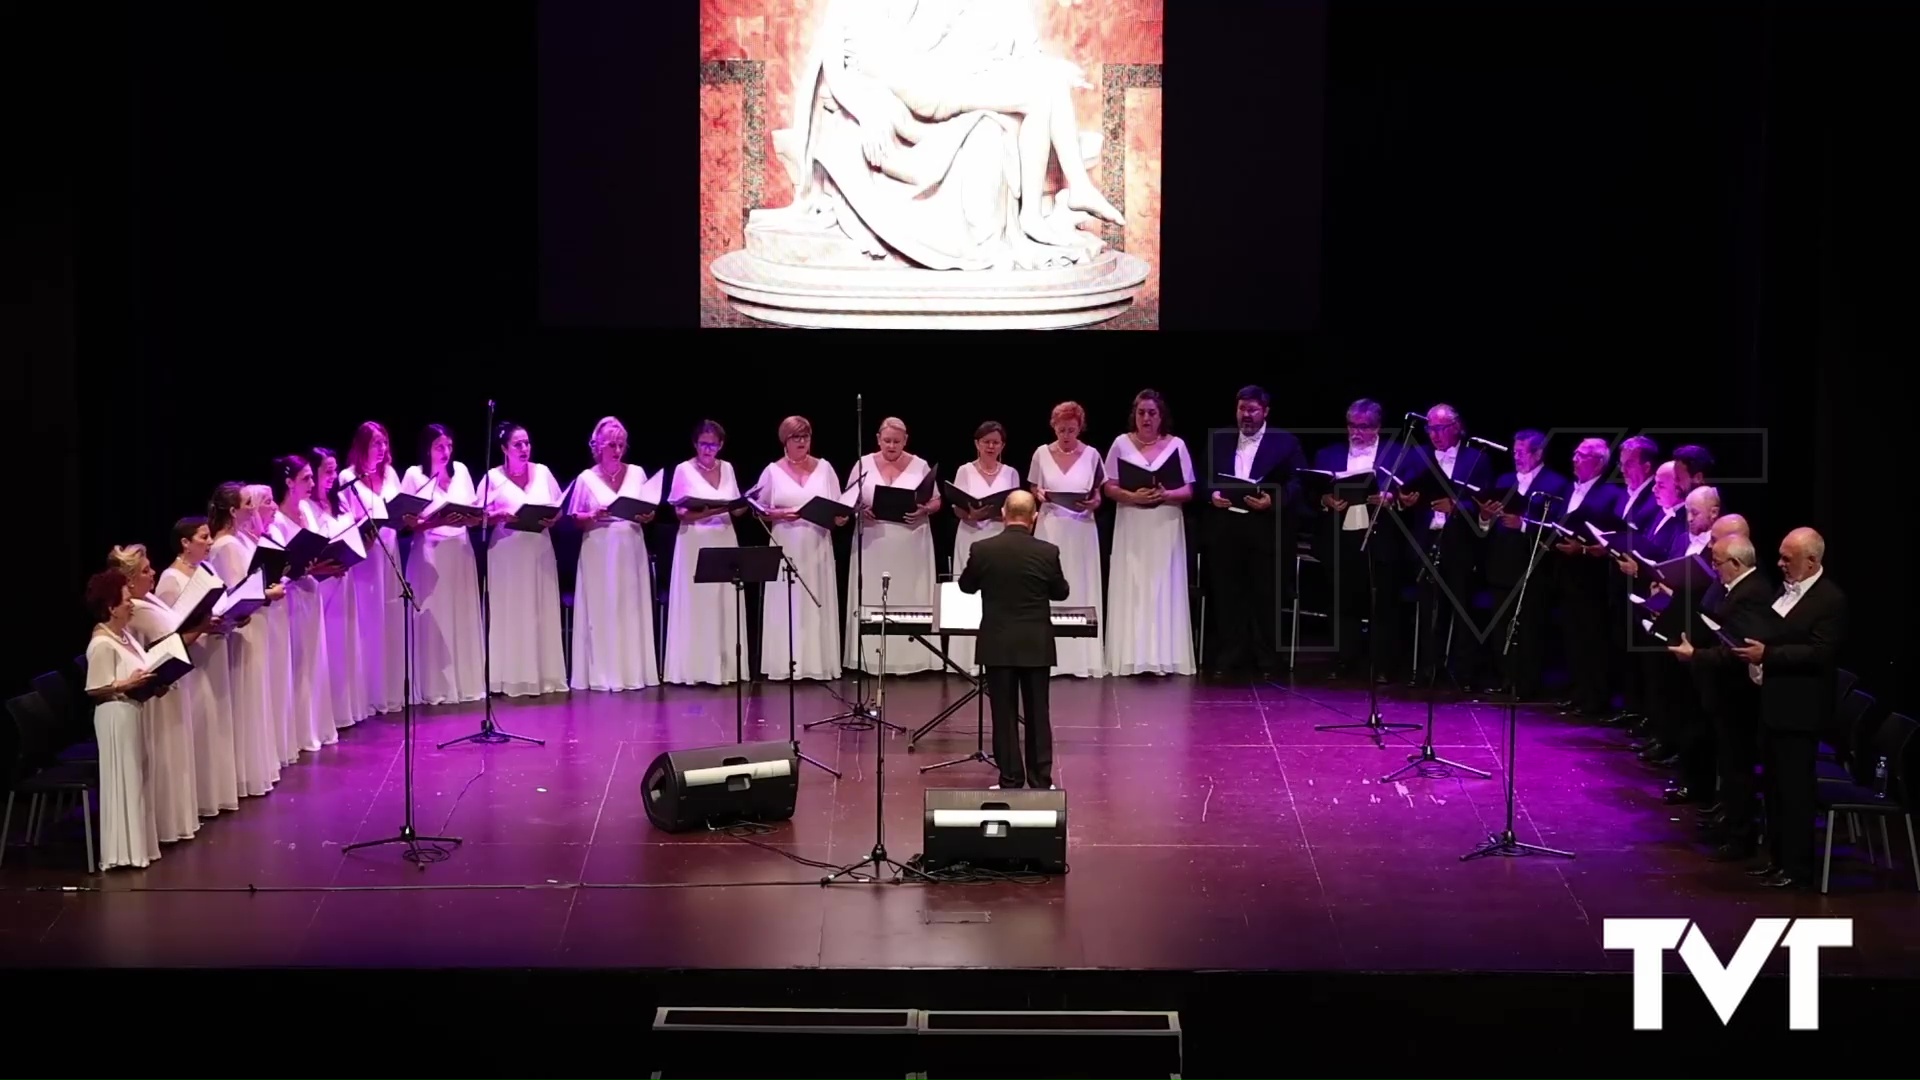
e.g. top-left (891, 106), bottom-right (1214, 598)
top-left (695, 545), bottom-right (785, 744)
top-left (920, 581), bottom-right (997, 775)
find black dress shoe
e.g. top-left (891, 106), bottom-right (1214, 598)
top-left (1712, 842), bottom-right (1758, 862)
top-left (1761, 874), bottom-right (1810, 890)
top-left (1746, 864), bottom-right (1783, 878)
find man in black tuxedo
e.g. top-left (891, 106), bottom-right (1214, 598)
top-left (1205, 384), bottom-right (1305, 679)
top-left (1473, 429), bottom-right (1571, 700)
top-left (957, 490), bottom-right (1071, 790)
top-left (1633, 487), bottom-right (1727, 773)
top-left (1549, 438), bottom-right (1628, 718)
top-left (1669, 533), bottom-right (1772, 858)
top-left (1733, 527), bottom-right (1846, 889)
top-left (1605, 435), bottom-right (1665, 723)
top-left (1403, 404), bottom-right (1497, 688)
top-left (1673, 444), bottom-right (1715, 495)
top-left (1309, 398), bottom-right (1425, 683)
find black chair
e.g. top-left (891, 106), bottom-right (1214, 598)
top-left (1818, 689), bottom-right (1880, 783)
top-left (1815, 711), bottom-right (1919, 895)
top-left (1835, 668), bottom-right (1859, 705)
top-left (0, 691), bottom-right (99, 873)
top-left (29, 669), bottom-right (95, 765)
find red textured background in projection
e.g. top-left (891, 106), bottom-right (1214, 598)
top-left (699, 0), bottom-right (1163, 327)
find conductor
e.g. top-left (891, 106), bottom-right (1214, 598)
top-left (958, 490), bottom-right (1070, 790)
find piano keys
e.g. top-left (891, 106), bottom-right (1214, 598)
top-left (857, 605), bottom-right (1099, 638)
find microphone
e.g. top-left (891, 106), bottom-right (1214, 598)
top-left (487, 399), bottom-right (495, 410)
top-left (1404, 411), bottom-right (1428, 424)
top-left (881, 571), bottom-right (891, 593)
top-left (1468, 435), bottom-right (1509, 453)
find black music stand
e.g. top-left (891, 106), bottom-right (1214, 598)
top-left (919, 580), bottom-right (997, 775)
top-left (695, 545), bottom-right (786, 744)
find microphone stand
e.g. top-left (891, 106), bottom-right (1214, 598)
top-left (1316, 437), bottom-right (1421, 746)
top-left (811, 395), bottom-right (880, 731)
top-left (442, 398), bottom-right (543, 749)
top-left (1463, 497), bottom-right (1574, 861)
top-left (1383, 528), bottom-right (1489, 782)
top-left (823, 572), bottom-right (929, 885)
top-left (346, 522), bottom-right (461, 865)
top-left (748, 509), bottom-right (839, 777)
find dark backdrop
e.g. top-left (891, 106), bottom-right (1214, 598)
top-left (10, 2), bottom-right (1913, 709)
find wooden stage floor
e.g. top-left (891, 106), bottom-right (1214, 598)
top-left (3, 673), bottom-right (1915, 977)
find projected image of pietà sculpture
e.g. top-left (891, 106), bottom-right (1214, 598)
top-left (709, 0), bottom-right (1153, 330)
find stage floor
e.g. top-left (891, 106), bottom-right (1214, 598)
top-left (2, 675), bottom-right (1916, 975)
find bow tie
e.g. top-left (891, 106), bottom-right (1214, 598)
top-left (1782, 581), bottom-right (1803, 596)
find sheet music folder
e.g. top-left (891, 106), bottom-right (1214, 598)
top-left (934, 580), bottom-right (982, 637)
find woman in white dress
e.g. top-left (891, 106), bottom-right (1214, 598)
top-left (1028, 401), bottom-right (1106, 678)
top-left (1101, 389), bottom-right (1197, 676)
top-left (843, 417), bottom-right (942, 675)
top-left (107, 545), bottom-right (200, 845)
top-left (344, 421), bottom-right (406, 714)
top-left (480, 421), bottom-right (569, 696)
top-left (303, 447), bottom-right (369, 729)
top-left (156, 517), bottom-right (240, 817)
top-left (82, 569), bottom-right (163, 871)
top-left (244, 483), bottom-right (300, 767)
top-left (569, 416), bottom-right (660, 691)
top-left (401, 424), bottom-right (488, 705)
top-left (208, 483), bottom-right (284, 796)
top-left (271, 458), bottom-right (340, 753)
top-left (755, 416), bottom-right (848, 682)
top-left (665, 420), bottom-right (753, 686)
top-left (948, 421), bottom-right (1020, 672)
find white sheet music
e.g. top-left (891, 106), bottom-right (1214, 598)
top-left (936, 581), bottom-right (981, 633)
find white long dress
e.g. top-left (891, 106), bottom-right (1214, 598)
top-left (843, 452), bottom-right (939, 675)
top-left (1028, 445), bottom-right (1106, 678)
top-left (755, 458), bottom-right (845, 682)
top-left (157, 564), bottom-right (240, 816)
top-left (1103, 434), bottom-right (1198, 676)
top-left (347, 466), bottom-right (406, 714)
top-left (272, 510), bottom-right (337, 753)
top-left (665, 460), bottom-right (747, 686)
top-left (302, 498), bottom-right (369, 729)
top-left (402, 464), bottom-right (488, 705)
top-left (482, 463), bottom-right (570, 696)
top-left (569, 464), bottom-right (661, 691)
top-left (126, 596), bottom-right (200, 843)
top-left (84, 631), bottom-right (162, 871)
top-left (209, 532), bottom-right (281, 796)
top-left (946, 460), bottom-right (1020, 672)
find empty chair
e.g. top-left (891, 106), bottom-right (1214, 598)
top-left (1819, 689), bottom-right (1878, 782)
top-left (1835, 668), bottom-right (1859, 705)
top-left (1, 691), bottom-right (100, 872)
top-left (1814, 712), bottom-right (1919, 894)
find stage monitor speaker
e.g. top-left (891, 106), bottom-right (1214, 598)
top-left (921, 788), bottom-right (1067, 873)
top-left (650, 1007), bottom-right (918, 1078)
top-left (919, 1011), bottom-right (1182, 1079)
top-left (642, 741), bottom-right (799, 833)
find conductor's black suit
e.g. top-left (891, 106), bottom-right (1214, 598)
top-left (958, 522), bottom-right (1071, 789)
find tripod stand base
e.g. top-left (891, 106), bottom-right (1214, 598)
top-left (343, 826), bottom-right (463, 866)
top-left (919, 750), bottom-right (996, 775)
top-left (1461, 829), bottom-right (1575, 861)
top-left (797, 744), bottom-right (841, 778)
top-left (1316, 714), bottom-right (1422, 742)
top-left (439, 725), bottom-right (545, 749)
top-left (1381, 744), bottom-right (1492, 783)
top-left (821, 844), bottom-right (933, 885)
top-left (807, 704), bottom-right (906, 734)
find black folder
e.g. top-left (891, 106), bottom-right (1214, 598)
top-left (248, 542), bottom-right (288, 582)
top-left (940, 481), bottom-right (1013, 515)
top-left (796, 495), bottom-right (855, 530)
top-left (1117, 457), bottom-right (1185, 491)
top-left (1298, 467), bottom-right (1378, 504)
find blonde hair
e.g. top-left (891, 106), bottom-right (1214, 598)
top-left (778, 415), bottom-right (812, 442)
top-left (1050, 401), bottom-right (1086, 429)
top-left (240, 483), bottom-right (275, 510)
top-left (106, 544), bottom-right (150, 577)
top-left (589, 416), bottom-right (627, 454)
top-left (878, 416), bottom-right (908, 439)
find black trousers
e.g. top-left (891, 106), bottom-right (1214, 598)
top-left (1761, 728), bottom-right (1819, 878)
top-left (1208, 520), bottom-right (1281, 672)
top-left (987, 665), bottom-right (1051, 788)
top-left (1558, 559), bottom-right (1613, 713)
top-left (1713, 692), bottom-right (1761, 843)
top-left (1412, 529), bottom-right (1480, 679)
top-left (1487, 581), bottom-right (1551, 698)
top-left (1331, 529), bottom-right (1406, 677)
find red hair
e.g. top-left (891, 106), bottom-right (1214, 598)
top-left (85, 569), bottom-right (128, 622)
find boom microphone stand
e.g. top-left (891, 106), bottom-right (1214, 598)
top-left (1463, 497), bottom-right (1574, 861)
top-left (746, 511), bottom-right (839, 777)
top-left (346, 524), bottom-right (461, 866)
top-left (810, 393), bottom-right (882, 731)
top-left (1316, 454), bottom-right (1420, 747)
top-left (442, 399), bottom-right (543, 749)
top-left (823, 572), bottom-right (930, 885)
top-left (1383, 535), bottom-right (1490, 783)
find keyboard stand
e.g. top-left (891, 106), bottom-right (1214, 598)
top-left (908, 634), bottom-right (1022, 749)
